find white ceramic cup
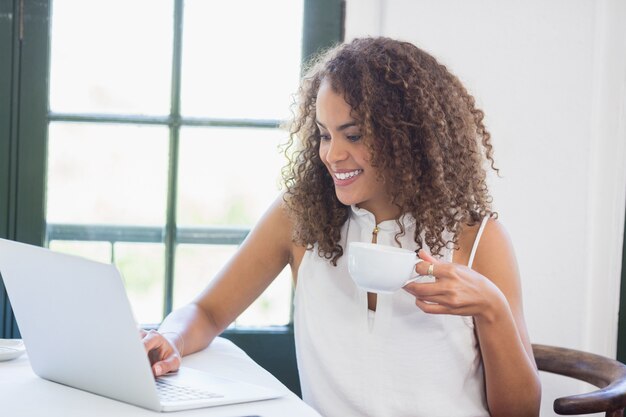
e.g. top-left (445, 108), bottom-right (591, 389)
top-left (347, 242), bottom-right (426, 293)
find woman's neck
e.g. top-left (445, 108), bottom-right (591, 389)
top-left (355, 202), bottom-right (401, 224)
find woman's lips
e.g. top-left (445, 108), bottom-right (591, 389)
top-left (332, 169), bottom-right (363, 186)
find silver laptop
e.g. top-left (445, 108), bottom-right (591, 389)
top-left (0, 238), bottom-right (281, 412)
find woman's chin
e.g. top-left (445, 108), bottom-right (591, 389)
top-left (335, 192), bottom-right (360, 207)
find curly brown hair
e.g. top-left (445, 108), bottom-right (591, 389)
top-left (282, 37), bottom-right (498, 265)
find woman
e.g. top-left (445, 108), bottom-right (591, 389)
top-left (142, 37), bottom-right (541, 417)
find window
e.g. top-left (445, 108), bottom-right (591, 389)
top-left (45, 0), bottom-right (303, 326)
top-left (0, 0), bottom-right (344, 338)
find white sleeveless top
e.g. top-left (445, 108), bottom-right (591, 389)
top-left (293, 206), bottom-right (490, 417)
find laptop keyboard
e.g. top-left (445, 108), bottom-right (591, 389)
top-left (156, 379), bottom-right (224, 402)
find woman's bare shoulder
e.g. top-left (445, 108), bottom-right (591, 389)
top-left (256, 195), bottom-right (306, 268)
top-left (455, 216), bottom-right (511, 267)
top-left (472, 217), bottom-right (512, 253)
top-left (452, 216), bottom-right (520, 298)
top-left (454, 219), bottom-right (481, 265)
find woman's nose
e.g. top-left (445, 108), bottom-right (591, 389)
top-left (324, 137), bottom-right (348, 163)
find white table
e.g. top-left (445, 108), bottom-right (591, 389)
top-left (0, 337), bottom-right (321, 417)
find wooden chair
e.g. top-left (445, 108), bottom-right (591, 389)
top-left (533, 344), bottom-right (626, 416)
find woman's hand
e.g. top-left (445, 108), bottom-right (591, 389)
top-left (403, 249), bottom-right (508, 322)
top-left (140, 329), bottom-right (183, 377)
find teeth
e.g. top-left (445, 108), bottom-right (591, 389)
top-left (334, 170), bottom-right (362, 180)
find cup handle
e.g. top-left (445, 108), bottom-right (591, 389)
top-left (403, 259), bottom-right (424, 286)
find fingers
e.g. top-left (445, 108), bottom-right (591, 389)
top-left (403, 281), bottom-right (442, 298)
top-left (414, 298), bottom-right (450, 315)
top-left (141, 330), bottom-right (182, 377)
top-left (414, 260), bottom-right (437, 277)
top-left (414, 249), bottom-right (441, 277)
top-left (406, 250), bottom-right (449, 296)
top-left (414, 251), bottom-right (465, 281)
top-left (408, 253), bottom-right (465, 313)
top-left (152, 354), bottom-right (182, 377)
top-left (417, 249), bottom-right (438, 264)
top-left (405, 282), bottom-right (460, 309)
top-left (142, 329), bottom-right (167, 353)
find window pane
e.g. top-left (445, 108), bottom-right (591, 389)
top-left (46, 123), bottom-right (169, 226)
top-left (174, 244), bottom-right (291, 326)
top-left (114, 242), bottom-right (165, 324)
top-left (237, 268), bottom-right (291, 327)
top-left (48, 240), bottom-right (112, 264)
top-left (173, 244), bottom-right (237, 308)
top-left (49, 0), bottom-right (173, 115)
top-left (181, 0), bottom-right (303, 119)
top-left (177, 127), bottom-right (286, 226)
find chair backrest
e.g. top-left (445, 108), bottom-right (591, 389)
top-left (533, 344), bottom-right (626, 416)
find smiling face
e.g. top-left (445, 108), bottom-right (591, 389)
top-left (316, 78), bottom-right (398, 222)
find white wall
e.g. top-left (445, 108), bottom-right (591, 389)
top-left (345, 1), bottom-right (626, 415)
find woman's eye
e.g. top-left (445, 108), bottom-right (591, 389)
top-left (318, 133), bottom-right (331, 141)
top-left (346, 134), bottom-right (362, 142)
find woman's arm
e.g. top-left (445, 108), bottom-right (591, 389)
top-left (470, 219), bottom-right (540, 417)
top-left (404, 219), bottom-right (541, 417)
top-left (143, 195), bottom-right (295, 376)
